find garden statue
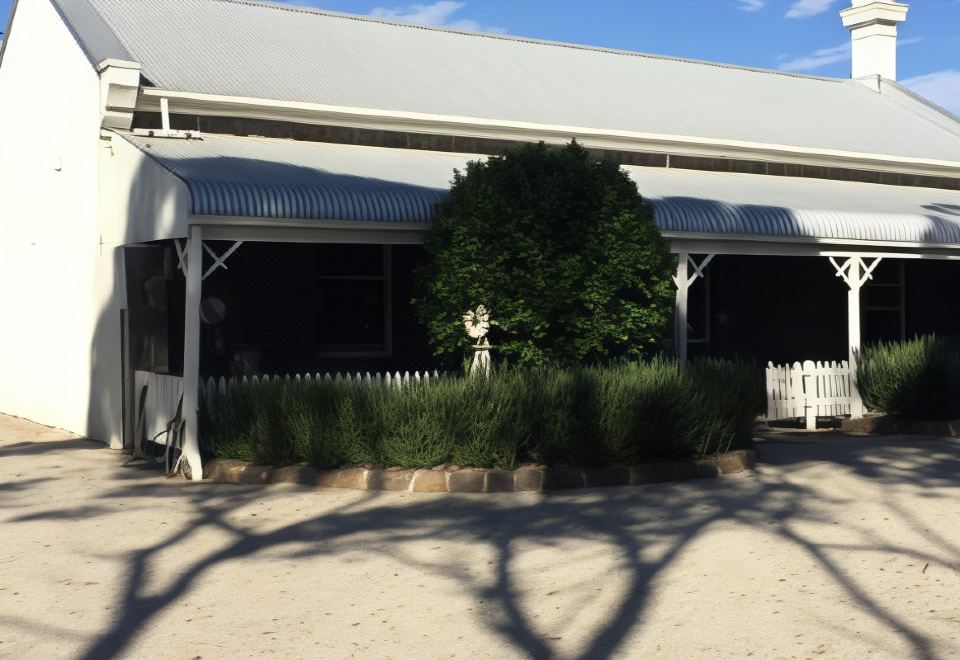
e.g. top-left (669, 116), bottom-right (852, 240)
top-left (463, 305), bottom-right (491, 376)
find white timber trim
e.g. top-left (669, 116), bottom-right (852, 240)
top-left (180, 227), bottom-right (204, 481)
top-left (673, 253), bottom-right (715, 364)
top-left (138, 88), bottom-right (960, 178)
top-left (662, 231), bottom-right (960, 252)
top-left (97, 59), bottom-right (141, 130)
top-left (201, 241), bottom-right (243, 280)
top-left (667, 236), bottom-right (960, 261)
top-left (828, 256), bottom-right (884, 419)
top-left (195, 218), bottom-right (430, 245)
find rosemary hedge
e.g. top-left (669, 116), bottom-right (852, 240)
top-left (857, 335), bottom-right (960, 420)
top-left (201, 358), bottom-right (763, 470)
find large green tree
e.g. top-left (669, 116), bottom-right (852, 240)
top-left (416, 141), bottom-right (675, 367)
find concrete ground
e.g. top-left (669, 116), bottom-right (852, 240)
top-left (1, 415), bottom-right (959, 660)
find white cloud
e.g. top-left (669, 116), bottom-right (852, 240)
top-left (737, 0), bottom-right (766, 11)
top-left (901, 69), bottom-right (960, 115)
top-left (778, 41), bottom-right (849, 71)
top-left (369, 1), bottom-right (506, 33)
top-left (786, 0), bottom-right (839, 19)
top-left (778, 37), bottom-right (923, 72)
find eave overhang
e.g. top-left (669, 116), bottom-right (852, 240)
top-left (136, 88), bottom-right (960, 180)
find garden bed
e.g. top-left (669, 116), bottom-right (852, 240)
top-left (203, 449), bottom-right (757, 492)
top-left (201, 359), bottom-right (764, 471)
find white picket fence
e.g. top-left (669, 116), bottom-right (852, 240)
top-left (765, 360), bottom-right (853, 429)
top-left (134, 369), bottom-right (443, 447)
top-left (200, 370), bottom-right (444, 399)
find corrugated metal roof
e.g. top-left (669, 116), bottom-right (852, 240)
top-left (49, 0), bottom-right (133, 66)
top-left (122, 132), bottom-right (960, 245)
top-left (627, 166), bottom-right (960, 245)
top-left (56, 0), bottom-right (960, 163)
top-left (121, 133), bottom-right (471, 222)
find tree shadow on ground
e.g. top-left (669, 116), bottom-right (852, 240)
top-left (4, 434), bottom-right (960, 659)
top-left (0, 438), bottom-right (103, 457)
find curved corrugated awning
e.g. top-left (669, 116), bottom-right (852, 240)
top-left (122, 132), bottom-right (960, 245)
top-left (625, 166), bottom-right (960, 245)
top-left (122, 133), bottom-right (472, 223)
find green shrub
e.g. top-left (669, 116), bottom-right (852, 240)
top-left (201, 359), bottom-right (764, 469)
top-left (857, 335), bottom-right (960, 419)
top-left (415, 140), bottom-right (675, 368)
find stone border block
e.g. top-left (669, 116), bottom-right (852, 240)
top-left (583, 465), bottom-right (631, 488)
top-left (448, 469), bottom-right (486, 493)
top-left (485, 469), bottom-right (515, 493)
top-left (513, 467), bottom-right (545, 492)
top-left (366, 469), bottom-right (415, 491)
top-left (203, 458), bottom-right (247, 483)
top-left (316, 467), bottom-right (367, 490)
top-left (542, 466), bottom-right (585, 491)
top-left (412, 469), bottom-right (448, 493)
top-left (270, 464), bottom-right (317, 485)
top-left (239, 464), bottom-right (272, 485)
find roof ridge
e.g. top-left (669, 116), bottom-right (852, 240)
top-left (209, 0), bottom-right (846, 84)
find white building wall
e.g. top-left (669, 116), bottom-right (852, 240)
top-left (0, 0), bottom-right (113, 443)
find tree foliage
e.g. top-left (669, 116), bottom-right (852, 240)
top-left (415, 141), bottom-right (675, 367)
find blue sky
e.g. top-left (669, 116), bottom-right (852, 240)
top-left (2, 0), bottom-right (958, 112)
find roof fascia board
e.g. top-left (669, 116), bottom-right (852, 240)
top-left (665, 232), bottom-right (960, 258)
top-left (196, 218), bottom-right (430, 244)
top-left (139, 89), bottom-right (960, 178)
top-left (193, 217), bottom-right (960, 254)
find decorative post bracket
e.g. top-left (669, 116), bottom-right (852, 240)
top-left (673, 253), bottom-right (715, 364)
top-left (174, 239), bottom-right (243, 281)
top-left (829, 256), bottom-right (882, 290)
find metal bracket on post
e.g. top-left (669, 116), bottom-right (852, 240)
top-left (673, 253), bottom-right (715, 364)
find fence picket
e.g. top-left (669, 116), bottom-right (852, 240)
top-left (203, 367), bottom-right (449, 393)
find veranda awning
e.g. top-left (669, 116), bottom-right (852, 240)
top-left (122, 132), bottom-right (960, 246)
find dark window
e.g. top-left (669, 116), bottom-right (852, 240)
top-left (315, 244), bottom-right (391, 355)
top-left (862, 260), bottom-right (905, 344)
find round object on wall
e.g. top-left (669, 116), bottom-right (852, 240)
top-left (200, 297), bottom-right (227, 325)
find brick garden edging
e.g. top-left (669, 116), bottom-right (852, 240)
top-left (202, 449), bottom-right (756, 493)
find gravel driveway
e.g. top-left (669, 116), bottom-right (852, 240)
top-left (1, 413), bottom-right (959, 659)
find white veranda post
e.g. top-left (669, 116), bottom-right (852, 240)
top-left (673, 253), bottom-right (714, 364)
top-left (181, 227), bottom-right (204, 481)
top-left (829, 256), bottom-right (882, 420)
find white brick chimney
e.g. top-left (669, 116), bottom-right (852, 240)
top-left (840, 1), bottom-right (909, 81)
